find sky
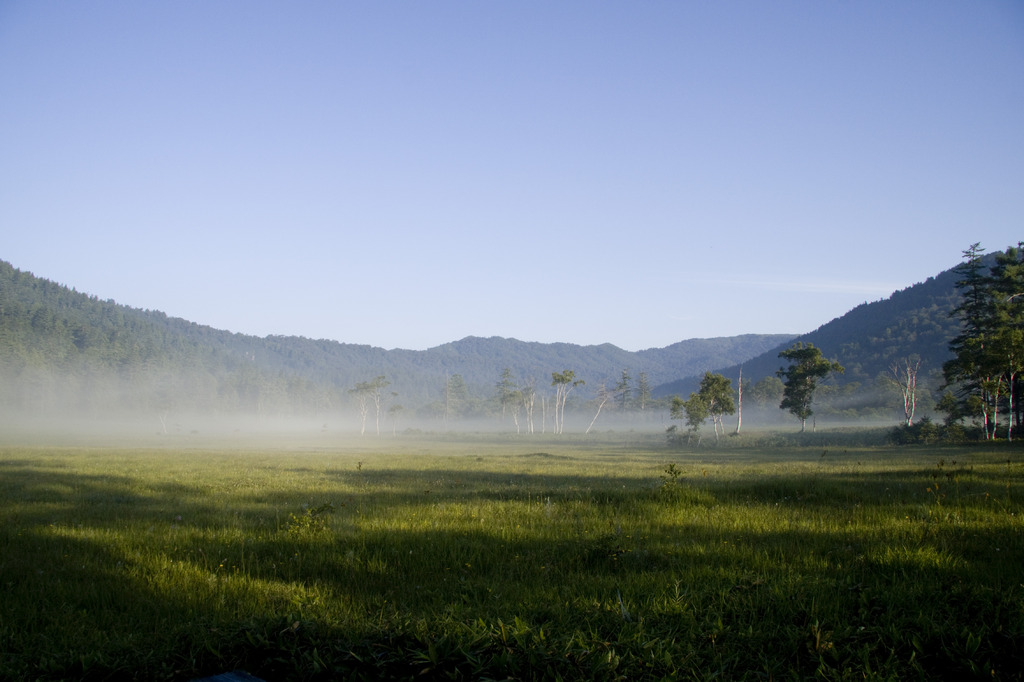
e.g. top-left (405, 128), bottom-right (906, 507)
top-left (1, 2), bottom-right (1022, 351)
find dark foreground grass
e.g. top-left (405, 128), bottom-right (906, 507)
top-left (1, 437), bottom-right (1022, 680)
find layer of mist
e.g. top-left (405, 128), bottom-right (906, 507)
top-left (0, 386), bottom-right (915, 451)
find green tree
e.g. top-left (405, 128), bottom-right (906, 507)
top-left (943, 243), bottom-right (1002, 438)
top-left (670, 394), bottom-right (707, 444)
top-left (941, 243), bottom-right (1024, 440)
top-left (496, 368), bottom-right (517, 424)
top-left (369, 377), bottom-right (392, 437)
top-left (349, 380), bottom-right (374, 435)
top-left (669, 371), bottom-right (735, 443)
top-left (496, 369), bottom-right (524, 434)
top-left (699, 371), bottom-right (735, 442)
top-left (615, 369), bottom-right (631, 411)
top-left (388, 403), bottom-right (404, 436)
top-left (636, 372), bottom-right (651, 411)
top-left (990, 243), bottom-right (1024, 440)
top-left (777, 343), bottom-right (844, 432)
top-left (551, 369), bottom-right (584, 434)
top-left (936, 390), bottom-right (961, 426)
top-left (751, 375), bottom-right (784, 408)
top-left (351, 376), bottom-right (391, 436)
top-left (443, 373), bottom-right (468, 430)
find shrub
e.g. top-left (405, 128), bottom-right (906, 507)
top-left (285, 502), bottom-right (334, 536)
top-left (888, 417), bottom-right (973, 445)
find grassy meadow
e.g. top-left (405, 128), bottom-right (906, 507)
top-left (1, 431), bottom-right (1022, 680)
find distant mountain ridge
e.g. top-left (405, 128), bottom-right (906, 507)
top-left (0, 259), bottom-right (794, 417)
top-left (655, 265), bottom-right (962, 397)
top-left (418, 334), bottom-right (798, 390)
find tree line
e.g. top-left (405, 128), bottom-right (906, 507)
top-left (5, 245), bottom-right (1016, 438)
top-left (938, 242), bottom-right (1023, 441)
top-left (668, 342), bottom-right (846, 443)
top-left (665, 242), bottom-right (1024, 445)
top-left (255, 242), bottom-right (1024, 440)
top-left (346, 367), bottom-right (658, 436)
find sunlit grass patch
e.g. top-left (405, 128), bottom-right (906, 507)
top-left (872, 542), bottom-right (967, 573)
top-left (1, 440), bottom-right (1022, 680)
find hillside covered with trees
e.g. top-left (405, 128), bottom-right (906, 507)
top-left (656, 260), bottom-right (963, 421)
top-left (0, 259), bottom-right (791, 429)
top-left (3, 243), bottom-right (1018, 436)
top-left (659, 243), bottom-right (1024, 437)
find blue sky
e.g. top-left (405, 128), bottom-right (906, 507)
top-left (2, 2), bottom-right (1022, 351)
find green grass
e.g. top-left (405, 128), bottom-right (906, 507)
top-left (1, 435), bottom-right (1022, 680)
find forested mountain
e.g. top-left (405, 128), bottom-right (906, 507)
top-left (0, 259), bottom-right (792, 422)
top-left (2, 251), bottom-right (983, 429)
top-left (655, 264), bottom-right (963, 417)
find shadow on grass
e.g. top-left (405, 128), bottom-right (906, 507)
top-left (1, 453), bottom-right (1023, 680)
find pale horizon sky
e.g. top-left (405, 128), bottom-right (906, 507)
top-left (2, 2), bottom-right (1022, 351)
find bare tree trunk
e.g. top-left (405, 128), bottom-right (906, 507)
top-left (373, 395), bottom-right (382, 437)
top-left (1008, 372), bottom-right (1016, 442)
top-left (887, 358), bottom-right (920, 426)
top-left (358, 400), bottom-right (368, 435)
top-left (983, 378), bottom-right (999, 438)
top-left (554, 383), bottom-right (574, 434)
top-left (523, 383), bottom-right (535, 434)
top-left (992, 385), bottom-right (1000, 439)
top-left (982, 393), bottom-right (991, 440)
top-left (1012, 375), bottom-right (1021, 441)
top-left (586, 391), bottom-right (610, 434)
top-left (553, 386), bottom-right (562, 434)
top-left (734, 368), bottom-right (743, 435)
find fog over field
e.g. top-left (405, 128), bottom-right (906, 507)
top-left (0, 391), bottom-right (907, 452)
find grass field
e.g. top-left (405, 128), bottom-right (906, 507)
top-left (1, 431), bottom-right (1022, 680)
